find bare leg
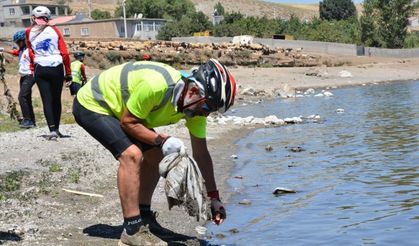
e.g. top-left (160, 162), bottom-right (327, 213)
top-left (117, 145), bottom-right (143, 218)
top-left (138, 147), bottom-right (164, 205)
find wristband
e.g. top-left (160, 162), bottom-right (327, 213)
top-left (207, 190), bottom-right (220, 200)
top-left (153, 134), bottom-right (169, 147)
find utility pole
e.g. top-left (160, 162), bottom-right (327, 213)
top-left (123, 0), bottom-right (128, 38)
top-left (88, 0), bottom-right (92, 19)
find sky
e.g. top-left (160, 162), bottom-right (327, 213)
top-left (265, 0), bottom-right (363, 3)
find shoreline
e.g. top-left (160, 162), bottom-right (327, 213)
top-left (232, 57), bottom-right (419, 97)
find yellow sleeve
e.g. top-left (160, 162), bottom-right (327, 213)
top-left (185, 116), bottom-right (207, 139)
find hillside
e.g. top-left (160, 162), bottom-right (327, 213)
top-left (67, 0), bottom-right (319, 20)
top-left (190, 0), bottom-right (317, 20)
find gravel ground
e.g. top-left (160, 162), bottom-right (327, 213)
top-left (0, 121), bottom-right (248, 245)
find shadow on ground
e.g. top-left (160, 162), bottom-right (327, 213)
top-left (0, 231), bottom-right (22, 242)
top-left (83, 224), bottom-right (209, 245)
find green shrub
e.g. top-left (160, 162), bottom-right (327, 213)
top-left (49, 163), bottom-right (62, 172)
top-left (106, 51), bottom-right (122, 63)
top-left (68, 168), bottom-right (80, 184)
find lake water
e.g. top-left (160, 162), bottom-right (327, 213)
top-left (207, 81), bottom-right (419, 245)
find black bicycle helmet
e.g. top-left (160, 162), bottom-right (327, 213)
top-left (73, 51), bottom-right (85, 59)
top-left (192, 59), bottom-right (237, 113)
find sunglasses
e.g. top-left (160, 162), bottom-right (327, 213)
top-left (202, 102), bottom-right (212, 113)
top-left (183, 98), bottom-right (214, 114)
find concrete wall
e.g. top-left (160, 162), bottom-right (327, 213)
top-left (365, 47), bottom-right (419, 58)
top-left (0, 26), bottom-right (23, 39)
top-left (172, 36), bottom-right (419, 58)
top-left (255, 38), bottom-right (358, 56)
top-left (56, 22), bottom-right (119, 39)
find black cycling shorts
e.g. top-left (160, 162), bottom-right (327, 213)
top-left (72, 98), bottom-right (155, 159)
top-left (69, 82), bottom-right (82, 96)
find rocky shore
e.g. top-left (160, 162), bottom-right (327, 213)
top-left (65, 39), bottom-right (320, 69)
top-left (2, 54), bottom-right (419, 245)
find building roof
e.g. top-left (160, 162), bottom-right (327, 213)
top-left (49, 15), bottom-right (76, 25)
top-left (3, 3), bottom-right (68, 8)
top-left (56, 17), bottom-right (167, 26)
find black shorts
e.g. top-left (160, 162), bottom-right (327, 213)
top-left (69, 82), bottom-right (82, 96)
top-left (72, 98), bottom-right (155, 159)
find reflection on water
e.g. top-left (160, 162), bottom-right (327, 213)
top-left (208, 81), bottom-right (419, 245)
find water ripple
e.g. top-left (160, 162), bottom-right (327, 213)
top-left (209, 81), bottom-right (419, 245)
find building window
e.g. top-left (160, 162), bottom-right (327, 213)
top-left (135, 24), bottom-right (142, 31)
top-left (144, 23), bottom-right (153, 32)
top-left (21, 6), bottom-right (30, 15)
top-left (9, 8), bottom-right (16, 16)
top-left (63, 28), bottom-right (70, 36)
top-left (81, 28), bottom-right (89, 36)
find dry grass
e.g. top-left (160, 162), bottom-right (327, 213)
top-left (62, 0), bottom-right (366, 20)
top-left (190, 0), bottom-right (318, 19)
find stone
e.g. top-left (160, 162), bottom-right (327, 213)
top-left (241, 87), bottom-right (256, 96)
top-left (264, 115), bottom-right (284, 125)
top-left (323, 91), bottom-right (333, 97)
top-left (339, 70), bottom-right (353, 78)
top-left (265, 145), bottom-right (273, 152)
top-left (273, 84), bottom-right (295, 98)
top-left (304, 88), bottom-right (315, 95)
top-left (250, 118), bottom-right (265, 125)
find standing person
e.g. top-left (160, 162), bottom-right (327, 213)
top-left (3, 31), bottom-right (36, 128)
top-left (26, 6), bottom-right (72, 140)
top-left (73, 59), bottom-right (236, 245)
top-left (69, 51), bottom-right (87, 96)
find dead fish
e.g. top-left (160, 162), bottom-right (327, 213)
top-left (287, 146), bottom-right (305, 152)
top-left (239, 199), bottom-right (252, 205)
top-left (234, 175), bottom-right (244, 179)
top-left (229, 228), bottom-right (239, 234)
top-left (273, 187), bottom-right (296, 195)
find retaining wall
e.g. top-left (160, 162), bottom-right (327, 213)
top-left (0, 27), bottom-right (24, 39)
top-left (366, 47), bottom-right (419, 58)
top-left (255, 38), bottom-right (358, 56)
top-left (173, 36), bottom-right (357, 56)
top-left (173, 36), bottom-right (419, 58)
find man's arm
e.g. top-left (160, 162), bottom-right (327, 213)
top-left (190, 134), bottom-right (226, 224)
top-left (120, 108), bottom-right (160, 146)
top-left (190, 134), bottom-right (217, 192)
top-left (2, 49), bottom-right (20, 56)
top-left (80, 63), bottom-right (87, 84)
